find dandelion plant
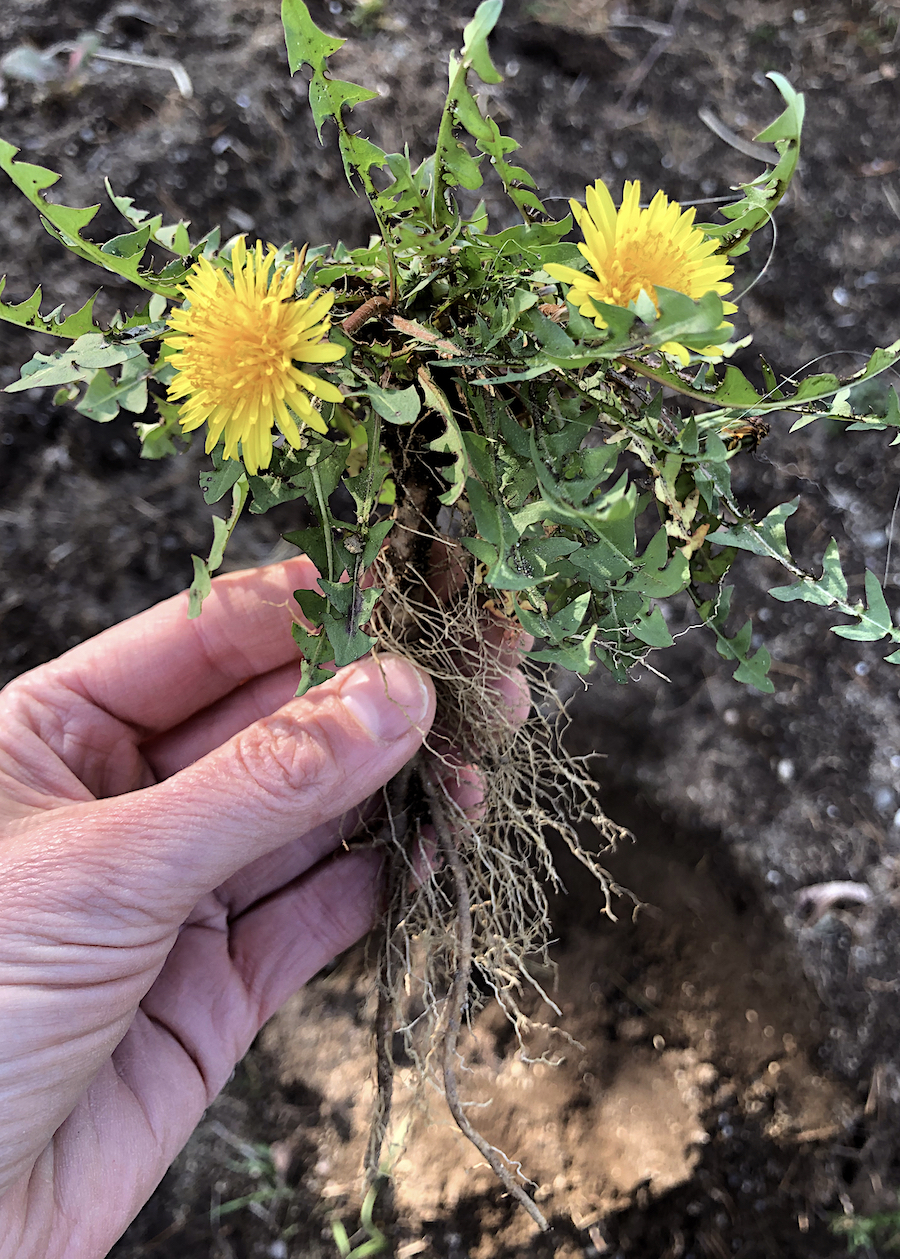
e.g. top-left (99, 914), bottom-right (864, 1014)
top-left (3, 0), bottom-right (900, 1228)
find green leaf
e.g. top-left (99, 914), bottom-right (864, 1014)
top-left (631, 604), bottom-right (674, 648)
top-left (708, 498), bottom-right (798, 562)
top-left (642, 287), bottom-right (732, 354)
top-left (627, 530), bottom-right (690, 598)
top-left (527, 625), bottom-right (598, 673)
top-left (0, 139), bottom-right (180, 295)
top-left (322, 613), bottom-right (377, 668)
top-left (308, 77), bottom-right (380, 142)
top-left (293, 588), bottom-right (328, 624)
top-left (100, 224), bottom-right (152, 259)
top-left (283, 526), bottom-right (338, 581)
top-left (548, 590), bottom-right (591, 637)
top-left (581, 297), bottom-right (637, 345)
top-left (366, 382), bottom-right (421, 425)
top-left (207, 513), bottom-right (231, 572)
top-left (759, 356), bottom-right (785, 401)
top-left (769, 538), bottom-right (847, 606)
top-left (713, 365), bottom-right (763, 408)
top-left (246, 474), bottom-right (307, 514)
top-left (339, 132), bottom-right (389, 184)
top-left (832, 570), bottom-right (894, 641)
top-left (109, 349), bottom-right (149, 414)
top-left (135, 402), bottom-right (182, 459)
top-left (697, 75), bottom-right (804, 258)
top-left (755, 72), bottom-right (806, 144)
top-left (0, 277), bottom-right (104, 338)
top-left (201, 453), bottom-right (245, 504)
top-left (280, 0), bottom-right (385, 190)
top-left (733, 643), bottom-right (774, 691)
top-left (187, 555), bottom-right (213, 619)
top-left (281, 0), bottom-right (345, 75)
top-left (429, 411), bottom-right (470, 506)
top-left (360, 518), bottom-right (394, 569)
top-left (104, 179), bottom-right (176, 250)
top-left (188, 479), bottom-right (249, 617)
top-left (470, 358), bottom-right (557, 386)
top-left (74, 355), bottom-right (148, 421)
top-left (680, 416), bottom-right (699, 456)
top-left (442, 137), bottom-right (484, 190)
top-left (461, 0), bottom-right (503, 84)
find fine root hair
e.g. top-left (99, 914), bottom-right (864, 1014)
top-left (361, 528), bottom-right (634, 1228)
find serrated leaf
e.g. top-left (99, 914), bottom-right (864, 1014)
top-left (708, 498), bottom-right (799, 561)
top-left (281, 0), bottom-right (344, 74)
top-left (308, 77), bottom-right (379, 140)
top-left (628, 529), bottom-right (691, 597)
top-left (0, 278), bottom-right (104, 338)
top-left (428, 408), bottom-right (469, 506)
top-left (769, 539), bottom-right (847, 606)
top-left (526, 624), bottom-right (598, 673)
top-left (286, 529), bottom-right (338, 582)
top-left (831, 570), bottom-right (894, 641)
top-left (0, 139), bottom-right (179, 295)
top-left (733, 643), bottom-right (774, 691)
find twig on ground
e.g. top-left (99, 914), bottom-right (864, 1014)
top-left (618, 0), bottom-right (688, 113)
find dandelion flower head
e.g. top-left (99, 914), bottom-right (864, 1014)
top-left (164, 236), bottom-right (344, 474)
top-left (545, 179), bottom-right (736, 363)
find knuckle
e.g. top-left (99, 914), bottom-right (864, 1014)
top-left (231, 712), bottom-right (342, 809)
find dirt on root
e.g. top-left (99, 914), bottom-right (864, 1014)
top-left (2, 0), bottom-right (900, 1256)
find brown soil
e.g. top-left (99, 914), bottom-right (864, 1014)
top-left (2, 0), bottom-right (900, 1255)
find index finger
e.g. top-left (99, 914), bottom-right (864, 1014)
top-left (40, 557), bottom-right (318, 736)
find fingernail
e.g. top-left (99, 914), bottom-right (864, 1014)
top-left (339, 656), bottom-right (431, 743)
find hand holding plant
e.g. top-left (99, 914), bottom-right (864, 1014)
top-left (0, 559), bottom-right (433, 1258)
top-left (3, 0), bottom-right (900, 1235)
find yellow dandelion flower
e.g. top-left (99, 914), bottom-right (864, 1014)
top-left (545, 179), bottom-right (737, 364)
top-left (164, 236), bottom-right (345, 475)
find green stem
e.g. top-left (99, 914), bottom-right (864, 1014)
top-left (311, 464), bottom-right (335, 583)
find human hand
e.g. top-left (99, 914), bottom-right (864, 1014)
top-left (0, 558), bottom-right (434, 1259)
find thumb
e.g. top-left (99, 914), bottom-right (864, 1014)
top-left (33, 654), bottom-right (434, 926)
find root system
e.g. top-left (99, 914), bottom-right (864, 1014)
top-left (361, 508), bottom-right (634, 1228)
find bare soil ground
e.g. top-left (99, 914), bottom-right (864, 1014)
top-left (2, 0), bottom-right (900, 1255)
